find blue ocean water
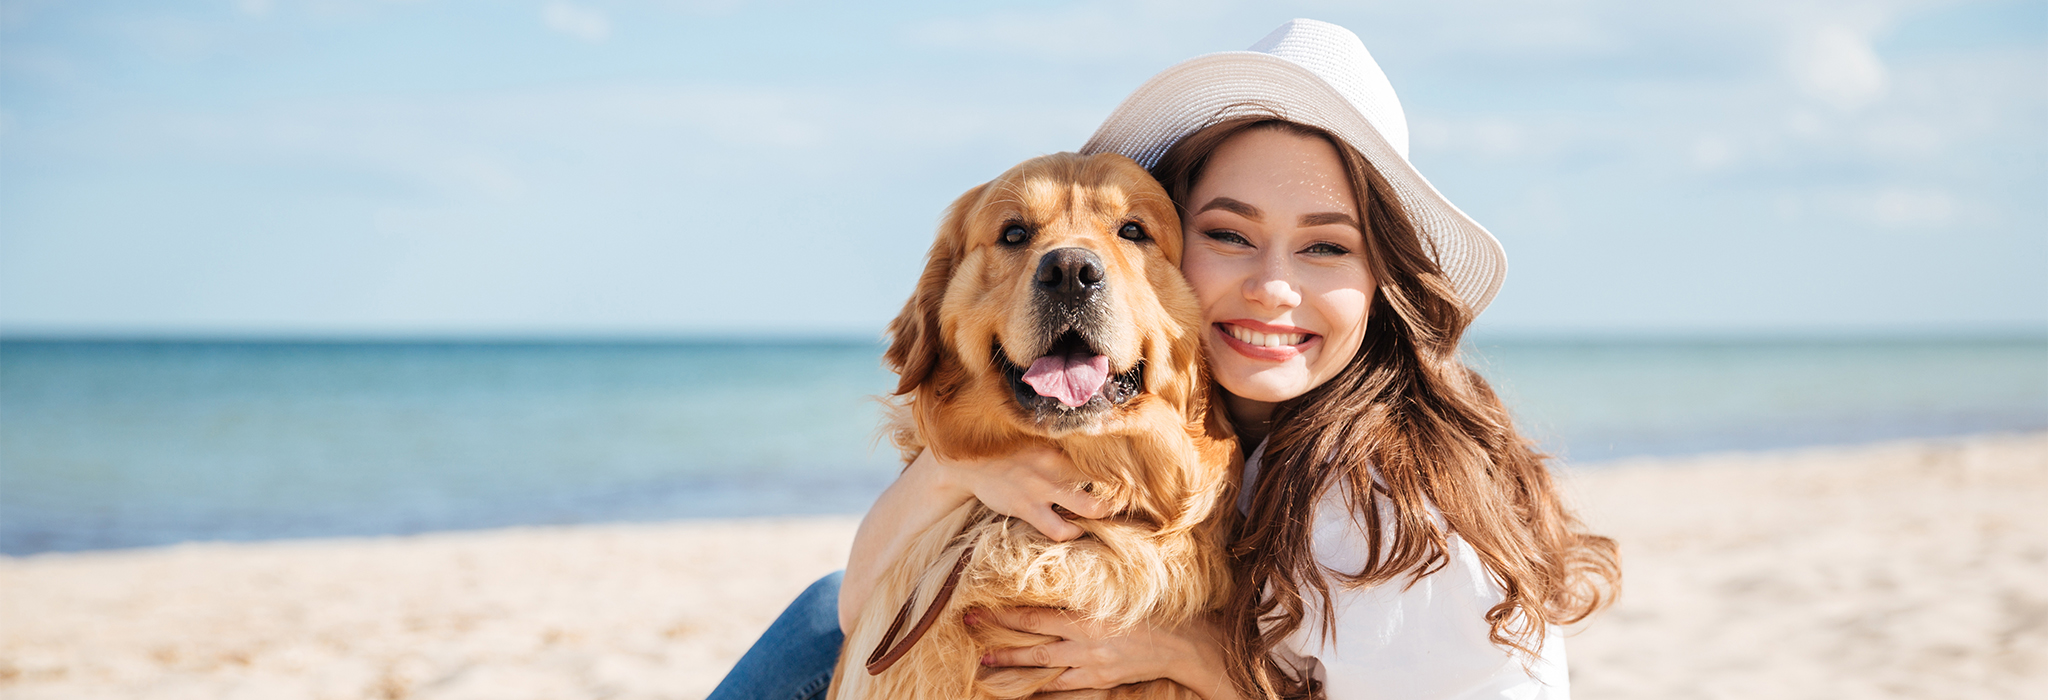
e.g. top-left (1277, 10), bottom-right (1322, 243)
top-left (1, 336), bottom-right (2043, 555)
top-left (1464, 337), bottom-right (2048, 461)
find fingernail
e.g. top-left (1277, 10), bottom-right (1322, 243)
top-left (980, 653), bottom-right (994, 666)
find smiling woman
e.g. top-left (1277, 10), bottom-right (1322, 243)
top-left (1136, 112), bottom-right (1619, 697)
top-left (1172, 124), bottom-right (1379, 435)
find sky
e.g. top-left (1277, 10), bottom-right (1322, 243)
top-left (0, 0), bottom-right (2042, 338)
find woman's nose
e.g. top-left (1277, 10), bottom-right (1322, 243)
top-left (1243, 259), bottom-right (1302, 309)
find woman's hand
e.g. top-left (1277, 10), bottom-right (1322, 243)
top-left (936, 445), bottom-right (1112, 542)
top-left (974, 607), bottom-right (1243, 700)
top-left (840, 447), bottom-right (1110, 631)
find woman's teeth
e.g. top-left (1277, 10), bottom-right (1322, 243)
top-left (1225, 325), bottom-right (1309, 348)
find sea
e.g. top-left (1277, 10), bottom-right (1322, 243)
top-left (1, 336), bottom-right (2043, 555)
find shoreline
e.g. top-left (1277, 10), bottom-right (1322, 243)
top-left (4, 432), bottom-right (2044, 698)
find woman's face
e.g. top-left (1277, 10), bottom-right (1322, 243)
top-left (1179, 127), bottom-right (1375, 424)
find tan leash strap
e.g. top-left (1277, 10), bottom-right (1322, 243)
top-left (864, 544), bottom-right (975, 676)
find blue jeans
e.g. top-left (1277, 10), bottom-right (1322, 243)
top-left (708, 571), bottom-right (845, 700)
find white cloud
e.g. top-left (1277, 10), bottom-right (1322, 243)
top-left (1411, 115), bottom-right (1596, 163)
top-left (1783, 109), bottom-right (1828, 138)
top-left (908, 6), bottom-right (1136, 61)
top-left (1423, 7), bottom-right (1620, 56)
top-left (1691, 135), bottom-right (1737, 170)
top-left (1861, 187), bottom-right (1957, 228)
top-left (651, 0), bottom-right (750, 15)
top-left (1791, 24), bottom-right (1889, 111)
top-left (542, 1), bottom-right (610, 43)
top-left (904, 0), bottom-right (1229, 63)
top-left (1464, 119), bottom-right (1526, 157)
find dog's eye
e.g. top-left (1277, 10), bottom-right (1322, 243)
top-left (1000, 225), bottom-right (1029, 247)
top-left (1118, 222), bottom-right (1149, 242)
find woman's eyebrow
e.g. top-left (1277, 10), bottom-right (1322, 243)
top-left (1301, 212), bottom-right (1361, 229)
top-left (1194, 197), bottom-right (1262, 221)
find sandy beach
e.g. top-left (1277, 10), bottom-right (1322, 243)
top-left (3, 432), bottom-right (2043, 699)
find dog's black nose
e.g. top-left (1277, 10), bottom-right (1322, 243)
top-left (1035, 247), bottom-right (1106, 302)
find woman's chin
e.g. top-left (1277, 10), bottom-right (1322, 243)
top-left (1216, 369), bottom-right (1316, 406)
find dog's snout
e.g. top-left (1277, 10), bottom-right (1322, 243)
top-left (1035, 248), bottom-right (1106, 302)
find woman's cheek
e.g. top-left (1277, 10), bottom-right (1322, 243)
top-left (1178, 248), bottom-right (1232, 320)
top-left (1325, 286), bottom-right (1372, 324)
top-left (1315, 285), bottom-right (1375, 359)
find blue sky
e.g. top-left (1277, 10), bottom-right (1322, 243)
top-left (1, 0), bottom-right (2042, 337)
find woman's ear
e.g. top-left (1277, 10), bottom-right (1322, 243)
top-left (883, 183), bottom-right (986, 396)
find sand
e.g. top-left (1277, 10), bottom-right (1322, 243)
top-left (1563, 432), bottom-right (2047, 698)
top-left (2, 432), bottom-right (2043, 699)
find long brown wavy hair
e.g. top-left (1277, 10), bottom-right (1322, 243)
top-left (1150, 116), bottom-right (1622, 699)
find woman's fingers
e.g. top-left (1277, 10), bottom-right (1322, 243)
top-left (1014, 448), bottom-right (1111, 522)
top-left (1042, 667), bottom-right (1119, 692)
top-left (981, 639), bottom-right (1073, 669)
top-left (977, 606), bottom-right (1082, 638)
top-left (1053, 488), bottom-right (1112, 521)
top-left (970, 606), bottom-right (1172, 691)
top-left (980, 642), bottom-right (1120, 691)
top-left (1021, 503), bottom-right (1084, 542)
top-left (948, 445), bottom-right (1114, 540)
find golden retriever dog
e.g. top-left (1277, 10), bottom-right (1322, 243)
top-left (829, 152), bottom-right (1239, 699)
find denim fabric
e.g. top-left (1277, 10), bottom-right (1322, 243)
top-left (706, 570), bottom-right (845, 700)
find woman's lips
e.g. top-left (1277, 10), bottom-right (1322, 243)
top-left (1215, 321), bottom-right (1318, 361)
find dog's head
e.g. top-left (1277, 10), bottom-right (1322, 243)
top-left (885, 152), bottom-right (1206, 450)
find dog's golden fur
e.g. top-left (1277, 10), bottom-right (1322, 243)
top-left (829, 153), bottom-right (1239, 699)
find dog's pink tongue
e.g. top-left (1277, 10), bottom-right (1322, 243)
top-left (1022, 354), bottom-right (1111, 408)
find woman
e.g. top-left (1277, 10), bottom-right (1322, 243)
top-left (711, 19), bottom-right (1618, 700)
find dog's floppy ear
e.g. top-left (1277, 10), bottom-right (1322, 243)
top-left (884, 183), bottom-right (987, 396)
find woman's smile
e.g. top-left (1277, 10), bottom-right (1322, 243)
top-left (1214, 320), bottom-right (1318, 360)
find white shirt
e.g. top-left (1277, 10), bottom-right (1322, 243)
top-left (1241, 442), bottom-right (1570, 699)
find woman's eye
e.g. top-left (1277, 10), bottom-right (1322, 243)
top-left (1000, 225), bottom-right (1029, 246)
top-left (1303, 242), bottom-right (1351, 256)
top-left (1202, 229), bottom-right (1251, 247)
top-left (1118, 222), bottom-right (1149, 242)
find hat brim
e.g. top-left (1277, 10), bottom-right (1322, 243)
top-left (1082, 51), bottom-right (1507, 317)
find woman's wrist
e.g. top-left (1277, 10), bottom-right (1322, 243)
top-left (906, 448), bottom-right (976, 509)
top-left (1163, 616), bottom-right (1246, 700)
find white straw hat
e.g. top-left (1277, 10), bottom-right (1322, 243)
top-left (1082, 18), bottom-right (1508, 316)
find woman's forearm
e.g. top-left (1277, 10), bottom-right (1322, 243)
top-left (838, 450), bottom-right (970, 632)
top-left (839, 444), bottom-right (1109, 631)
